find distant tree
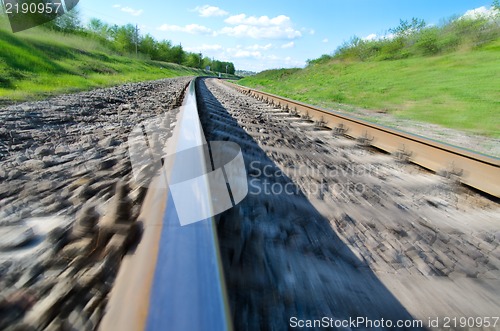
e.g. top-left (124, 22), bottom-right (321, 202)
top-left (139, 34), bottom-right (158, 59)
top-left (493, 0), bottom-right (500, 11)
top-left (208, 60), bottom-right (235, 74)
top-left (88, 18), bottom-right (107, 37)
top-left (183, 52), bottom-right (202, 68)
top-left (107, 24), bottom-right (119, 41)
top-left (44, 7), bottom-right (82, 33)
top-left (493, 0), bottom-right (500, 18)
top-left (211, 60), bottom-right (222, 72)
top-left (227, 62), bottom-right (235, 74)
top-left (202, 57), bottom-right (212, 69)
top-left (88, 18), bottom-right (104, 34)
top-left (114, 24), bottom-right (136, 53)
top-left (156, 40), bottom-right (172, 61)
top-left (169, 45), bottom-right (185, 64)
top-left (41, 10), bottom-right (236, 70)
top-left (87, 18), bottom-right (116, 42)
top-left (389, 18), bottom-right (426, 36)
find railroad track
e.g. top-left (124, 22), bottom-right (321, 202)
top-left (0, 74), bottom-right (497, 330)
top-left (100, 78), bottom-right (232, 331)
top-left (99, 77), bottom-right (499, 331)
top-left (226, 82), bottom-right (500, 198)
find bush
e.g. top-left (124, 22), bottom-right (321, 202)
top-left (416, 27), bottom-right (441, 55)
top-left (316, 6), bottom-right (500, 64)
top-left (307, 54), bottom-right (333, 65)
top-left (377, 37), bottom-right (406, 60)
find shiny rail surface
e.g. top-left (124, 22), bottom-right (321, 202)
top-left (227, 82), bottom-right (500, 198)
top-left (100, 78), bottom-right (232, 331)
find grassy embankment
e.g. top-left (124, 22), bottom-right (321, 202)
top-left (0, 18), bottom-right (231, 103)
top-left (239, 18), bottom-right (500, 137)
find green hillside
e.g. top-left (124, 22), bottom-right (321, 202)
top-left (0, 16), bottom-right (234, 104)
top-left (239, 15), bottom-right (500, 137)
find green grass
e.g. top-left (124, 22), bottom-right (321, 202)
top-left (0, 21), bottom-right (233, 104)
top-left (238, 41), bottom-right (500, 137)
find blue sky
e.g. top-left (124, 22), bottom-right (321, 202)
top-left (77, 0), bottom-right (494, 72)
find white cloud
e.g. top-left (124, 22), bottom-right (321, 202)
top-left (300, 27), bottom-right (315, 35)
top-left (234, 50), bottom-right (262, 58)
top-left (281, 41), bottom-right (294, 49)
top-left (121, 7), bottom-right (143, 16)
top-left (224, 14), bottom-right (291, 26)
top-left (185, 44), bottom-right (223, 52)
top-left (113, 4), bottom-right (143, 16)
top-left (194, 5), bottom-right (228, 17)
top-left (225, 47), bottom-right (263, 59)
top-left (362, 32), bottom-right (395, 41)
top-left (201, 44), bottom-right (223, 51)
top-left (363, 34), bottom-right (377, 41)
top-left (246, 43), bottom-right (273, 50)
top-left (265, 55), bottom-right (305, 67)
top-left (157, 23), bottom-right (213, 35)
top-left (322, 38), bottom-right (329, 43)
top-left (219, 25), bottom-right (301, 39)
top-left (220, 14), bottom-right (302, 39)
top-left (461, 6), bottom-right (498, 20)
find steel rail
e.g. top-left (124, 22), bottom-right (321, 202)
top-left (226, 81), bottom-right (499, 198)
top-left (100, 78), bottom-right (232, 331)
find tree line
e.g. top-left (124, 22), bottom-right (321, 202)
top-left (42, 8), bottom-right (235, 74)
top-left (308, 1), bottom-right (500, 65)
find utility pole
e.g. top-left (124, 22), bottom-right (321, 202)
top-left (135, 24), bottom-right (139, 56)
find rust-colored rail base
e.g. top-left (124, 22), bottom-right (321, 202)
top-left (225, 81), bottom-right (499, 198)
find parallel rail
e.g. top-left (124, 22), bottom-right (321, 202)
top-left (227, 82), bottom-right (500, 198)
top-left (100, 78), bottom-right (232, 331)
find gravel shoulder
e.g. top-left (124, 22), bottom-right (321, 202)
top-left (0, 77), bottom-right (191, 330)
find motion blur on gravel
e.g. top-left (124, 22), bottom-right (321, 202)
top-left (198, 78), bottom-right (500, 330)
top-left (0, 75), bottom-right (499, 331)
top-left (0, 77), bottom-right (190, 330)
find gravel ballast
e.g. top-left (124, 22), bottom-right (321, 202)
top-left (0, 77), bottom-right (191, 330)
